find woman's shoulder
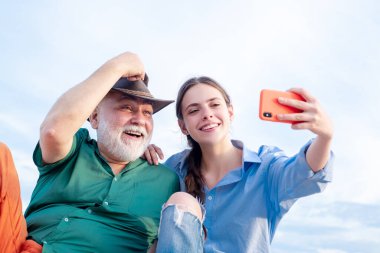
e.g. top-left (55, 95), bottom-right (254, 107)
top-left (257, 144), bottom-right (283, 156)
top-left (164, 149), bottom-right (191, 178)
top-left (165, 149), bottom-right (190, 167)
top-left (232, 139), bottom-right (283, 158)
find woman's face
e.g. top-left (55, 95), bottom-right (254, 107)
top-left (179, 84), bottom-right (233, 146)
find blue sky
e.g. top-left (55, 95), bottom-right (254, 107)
top-left (1, 1), bottom-right (379, 252)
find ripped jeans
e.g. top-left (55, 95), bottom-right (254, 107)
top-left (156, 205), bottom-right (205, 253)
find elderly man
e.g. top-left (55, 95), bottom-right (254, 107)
top-left (0, 52), bottom-right (179, 253)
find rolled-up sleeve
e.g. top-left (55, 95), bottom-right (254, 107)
top-left (263, 140), bottom-right (334, 215)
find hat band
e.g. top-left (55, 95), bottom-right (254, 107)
top-left (116, 88), bottom-right (154, 98)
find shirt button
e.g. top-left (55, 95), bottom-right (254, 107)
top-left (42, 241), bottom-right (47, 244)
top-left (208, 196), bottom-right (213, 200)
top-left (114, 177), bottom-right (118, 181)
top-left (88, 209), bottom-right (92, 214)
top-left (64, 217), bottom-right (69, 222)
top-left (104, 201), bottom-right (109, 206)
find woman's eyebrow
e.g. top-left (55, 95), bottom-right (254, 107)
top-left (184, 97), bottom-right (221, 110)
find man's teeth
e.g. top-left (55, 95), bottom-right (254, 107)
top-left (201, 124), bottom-right (218, 130)
top-left (124, 130), bottom-right (142, 137)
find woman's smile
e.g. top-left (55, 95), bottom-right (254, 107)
top-left (198, 122), bottom-right (221, 131)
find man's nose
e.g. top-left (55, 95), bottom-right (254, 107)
top-left (130, 111), bottom-right (145, 125)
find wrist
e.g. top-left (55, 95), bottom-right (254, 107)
top-left (316, 133), bottom-right (333, 144)
top-left (102, 57), bottom-right (126, 77)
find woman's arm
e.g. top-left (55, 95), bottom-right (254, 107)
top-left (143, 144), bottom-right (164, 165)
top-left (277, 88), bottom-right (333, 172)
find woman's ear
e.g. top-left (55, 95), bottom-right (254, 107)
top-left (178, 119), bottom-right (189, 135)
top-left (228, 104), bottom-right (234, 121)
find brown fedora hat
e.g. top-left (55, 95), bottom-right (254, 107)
top-left (112, 74), bottom-right (174, 114)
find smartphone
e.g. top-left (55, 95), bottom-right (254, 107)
top-left (259, 89), bottom-right (304, 124)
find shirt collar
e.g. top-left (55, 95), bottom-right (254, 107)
top-left (231, 139), bottom-right (262, 171)
top-left (178, 140), bottom-right (262, 176)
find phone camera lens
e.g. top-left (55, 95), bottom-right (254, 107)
top-left (263, 112), bottom-right (272, 118)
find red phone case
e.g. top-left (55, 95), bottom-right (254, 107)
top-left (259, 89), bottom-right (304, 124)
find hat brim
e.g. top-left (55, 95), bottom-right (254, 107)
top-left (113, 88), bottom-right (174, 114)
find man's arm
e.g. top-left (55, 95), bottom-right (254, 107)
top-left (277, 88), bottom-right (334, 172)
top-left (39, 52), bottom-right (145, 164)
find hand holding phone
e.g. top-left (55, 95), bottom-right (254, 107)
top-left (259, 89), bottom-right (305, 124)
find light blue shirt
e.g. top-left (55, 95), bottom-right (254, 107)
top-left (165, 140), bottom-right (334, 253)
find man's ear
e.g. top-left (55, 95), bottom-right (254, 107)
top-left (89, 107), bottom-right (99, 129)
top-left (178, 119), bottom-right (189, 135)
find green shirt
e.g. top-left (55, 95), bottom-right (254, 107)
top-left (25, 129), bottom-right (179, 253)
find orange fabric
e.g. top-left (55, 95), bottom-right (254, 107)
top-left (19, 240), bottom-right (42, 253)
top-left (0, 142), bottom-right (29, 253)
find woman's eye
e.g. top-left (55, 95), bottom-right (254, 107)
top-left (211, 103), bottom-right (220, 107)
top-left (189, 108), bottom-right (199, 114)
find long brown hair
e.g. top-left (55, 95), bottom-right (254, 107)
top-left (176, 76), bottom-right (231, 202)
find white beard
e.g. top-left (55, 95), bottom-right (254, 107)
top-left (96, 120), bottom-right (151, 162)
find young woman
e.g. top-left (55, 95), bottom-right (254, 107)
top-left (150, 76), bottom-right (334, 253)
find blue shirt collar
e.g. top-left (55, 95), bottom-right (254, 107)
top-left (177, 140), bottom-right (262, 178)
top-left (231, 139), bottom-right (261, 172)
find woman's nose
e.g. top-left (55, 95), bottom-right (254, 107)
top-left (202, 108), bottom-right (213, 120)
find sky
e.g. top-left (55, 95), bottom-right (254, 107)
top-left (1, 0), bottom-right (379, 252)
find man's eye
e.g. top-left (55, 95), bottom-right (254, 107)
top-left (144, 111), bottom-right (153, 116)
top-left (121, 105), bottom-right (133, 111)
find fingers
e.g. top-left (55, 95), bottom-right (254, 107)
top-left (278, 96), bottom-right (309, 111)
top-left (276, 88), bottom-right (333, 139)
top-left (147, 145), bottom-right (158, 165)
top-left (278, 88), bottom-right (317, 112)
top-left (143, 149), bottom-right (154, 165)
top-left (291, 119), bottom-right (325, 133)
top-left (127, 74), bottom-right (145, 81)
top-left (287, 88), bottom-right (316, 103)
top-left (145, 144), bottom-right (164, 166)
top-left (277, 112), bottom-right (312, 123)
top-left (291, 122), bottom-right (312, 130)
top-left (113, 52), bottom-right (145, 80)
top-left (281, 107), bottom-right (333, 139)
top-left (151, 144), bottom-right (164, 160)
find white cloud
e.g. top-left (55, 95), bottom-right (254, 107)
top-left (0, 113), bottom-right (31, 137)
top-left (272, 199), bottom-right (380, 252)
top-left (330, 115), bottom-right (380, 204)
top-left (317, 250), bottom-right (348, 253)
top-left (10, 148), bottom-right (39, 211)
